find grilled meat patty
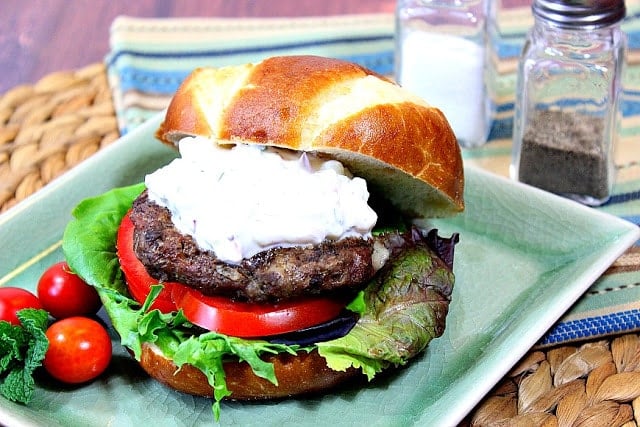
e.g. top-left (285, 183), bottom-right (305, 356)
top-left (129, 191), bottom-right (378, 302)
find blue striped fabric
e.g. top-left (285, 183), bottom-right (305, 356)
top-left (106, 14), bottom-right (397, 133)
top-left (106, 8), bottom-right (640, 346)
top-left (112, 45), bottom-right (395, 96)
top-left (540, 308), bottom-right (640, 346)
top-left (107, 34), bottom-right (395, 69)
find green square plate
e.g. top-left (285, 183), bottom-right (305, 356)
top-left (1, 114), bottom-right (638, 426)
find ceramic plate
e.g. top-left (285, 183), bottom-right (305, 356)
top-left (1, 115), bottom-right (638, 427)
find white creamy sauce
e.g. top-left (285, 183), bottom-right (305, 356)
top-left (145, 136), bottom-right (378, 264)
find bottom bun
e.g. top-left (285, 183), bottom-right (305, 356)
top-left (139, 342), bottom-right (360, 400)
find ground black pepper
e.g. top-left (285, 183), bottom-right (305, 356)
top-left (518, 110), bottom-right (610, 201)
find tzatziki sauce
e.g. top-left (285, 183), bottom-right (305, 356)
top-left (145, 136), bottom-right (378, 264)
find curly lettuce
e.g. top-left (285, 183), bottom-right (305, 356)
top-left (318, 244), bottom-right (454, 379)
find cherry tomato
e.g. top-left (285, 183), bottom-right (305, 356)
top-left (0, 287), bottom-right (43, 326)
top-left (37, 262), bottom-right (102, 319)
top-left (117, 212), bottom-right (177, 313)
top-left (43, 317), bottom-right (112, 384)
top-left (170, 284), bottom-right (346, 338)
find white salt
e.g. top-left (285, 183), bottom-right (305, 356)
top-left (397, 31), bottom-right (489, 147)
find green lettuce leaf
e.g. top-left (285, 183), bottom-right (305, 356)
top-left (63, 183), bottom-right (145, 295)
top-left (318, 246), bottom-right (454, 380)
top-left (95, 284), bottom-right (299, 419)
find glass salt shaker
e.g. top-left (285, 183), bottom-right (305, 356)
top-left (511, 0), bottom-right (626, 206)
top-left (395, 0), bottom-right (490, 148)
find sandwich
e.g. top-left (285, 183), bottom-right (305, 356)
top-left (62, 55), bottom-right (464, 418)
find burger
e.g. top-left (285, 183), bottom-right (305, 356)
top-left (62, 55), bottom-right (464, 419)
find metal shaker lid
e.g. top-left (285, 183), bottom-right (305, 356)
top-left (532, 0), bottom-right (626, 29)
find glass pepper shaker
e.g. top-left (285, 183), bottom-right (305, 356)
top-left (511, 0), bottom-right (626, 206)
top-left (395, 0), bottom-right (490, 148)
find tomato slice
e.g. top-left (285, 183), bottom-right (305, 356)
top-left (117, 212), bottom-right (177, 313)
top-left (170, 284), bottom-right (346, 338)
top-left (117, 210), bottom-right (347, 337)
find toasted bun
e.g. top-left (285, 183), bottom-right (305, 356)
top-left (156, 55), bottom-right (464, 217)
top-left (139, 342), bottom-right (358, 400)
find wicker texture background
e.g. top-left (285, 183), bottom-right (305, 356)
top-left (467, 334), bottom-right (640, 426)
top-left (0, 63), bottom-right (119, 213)
top-left (2, 64), bottom-right (640, 426)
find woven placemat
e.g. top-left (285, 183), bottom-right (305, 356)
top-left (2, 64), bottom-right (640, 425)
top-left (0, 63), bottom-right (119, 213)
top-left (465, 334), bottom-right (640, 426)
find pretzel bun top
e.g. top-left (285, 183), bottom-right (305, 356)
top-left (156, 55), bottom-right (464, 217)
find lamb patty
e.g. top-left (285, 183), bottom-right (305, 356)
top-left (128, 191), bottom-right (377, 302)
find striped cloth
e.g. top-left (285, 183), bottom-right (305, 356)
top-left (106, 14), bottom-right (396, 133)
top-left (106, 2), bottom-right (640, 346)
